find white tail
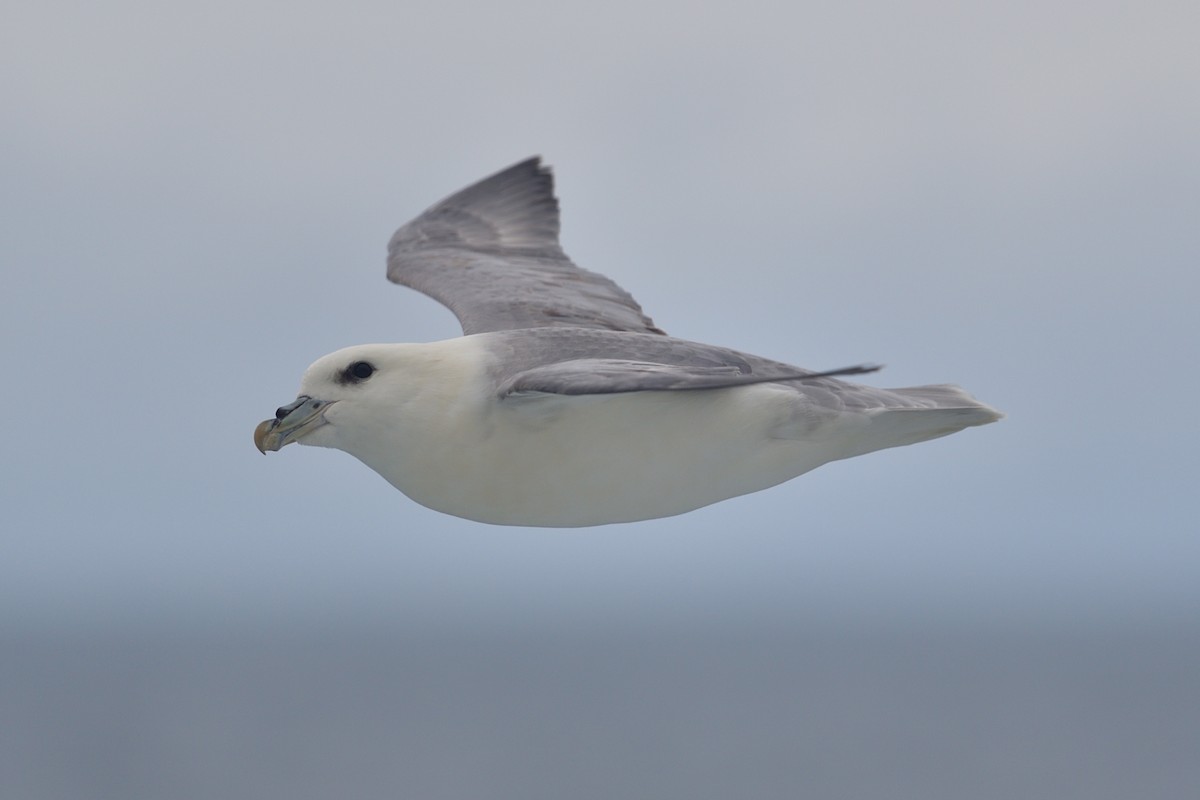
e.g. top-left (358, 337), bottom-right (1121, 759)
top-left (852, 384), bottom-right (1003, 454)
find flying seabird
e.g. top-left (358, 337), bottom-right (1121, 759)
top-left (255, 158), bottom-right (1002, 526)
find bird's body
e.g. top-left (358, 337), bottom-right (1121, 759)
top-left (256, 158), bottom-right (1002, 526)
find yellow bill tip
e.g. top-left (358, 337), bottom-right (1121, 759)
top-left (253, 419), bottom-right (276, 454)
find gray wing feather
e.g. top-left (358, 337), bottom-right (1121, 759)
top-left (482, 328), bottom-right (885, 400)
top-left (499, 359), bottom-right (880, 397)
top-left (387, 157), bottom-right (665, 336)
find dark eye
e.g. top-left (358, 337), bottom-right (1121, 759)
top-left (340, 361), bottom-right (375, 384)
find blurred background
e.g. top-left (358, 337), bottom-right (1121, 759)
top-left (3, 1), bottom-right (1197, 797)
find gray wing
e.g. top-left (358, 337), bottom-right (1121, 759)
top-left (483, 328), bottom-right (881, 399)
top-left (482, 328), bottom-right (994, 420)
top-left (386, 157), bottom-right (665, 336)
top-left (499, 359), bottom-right (880, 397)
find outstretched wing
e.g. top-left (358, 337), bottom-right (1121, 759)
top-left (387, 157), bottom-right (665, 336)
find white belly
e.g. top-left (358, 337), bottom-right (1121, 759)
top-left (364, 384), bottom-right (853, 527)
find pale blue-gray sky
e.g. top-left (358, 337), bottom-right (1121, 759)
top-left (3, 0), bottom-right (1197, 633)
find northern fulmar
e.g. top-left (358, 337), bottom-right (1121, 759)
top-left (254, 158), bottom-right (1002, 526)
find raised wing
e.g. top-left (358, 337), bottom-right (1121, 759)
top-left (387, 157), bottom-right (665, 336)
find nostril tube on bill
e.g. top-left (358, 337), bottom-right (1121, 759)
top-left (274, 395), bottom-right (313, 421)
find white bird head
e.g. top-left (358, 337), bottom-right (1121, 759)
top-left (254, 342), bottom-right (469, 456)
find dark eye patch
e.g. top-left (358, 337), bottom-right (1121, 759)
top-left (338, 360), bottom-right (376, 384)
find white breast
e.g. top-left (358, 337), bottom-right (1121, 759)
top-left (349, 373), bottom-right (853, 527)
